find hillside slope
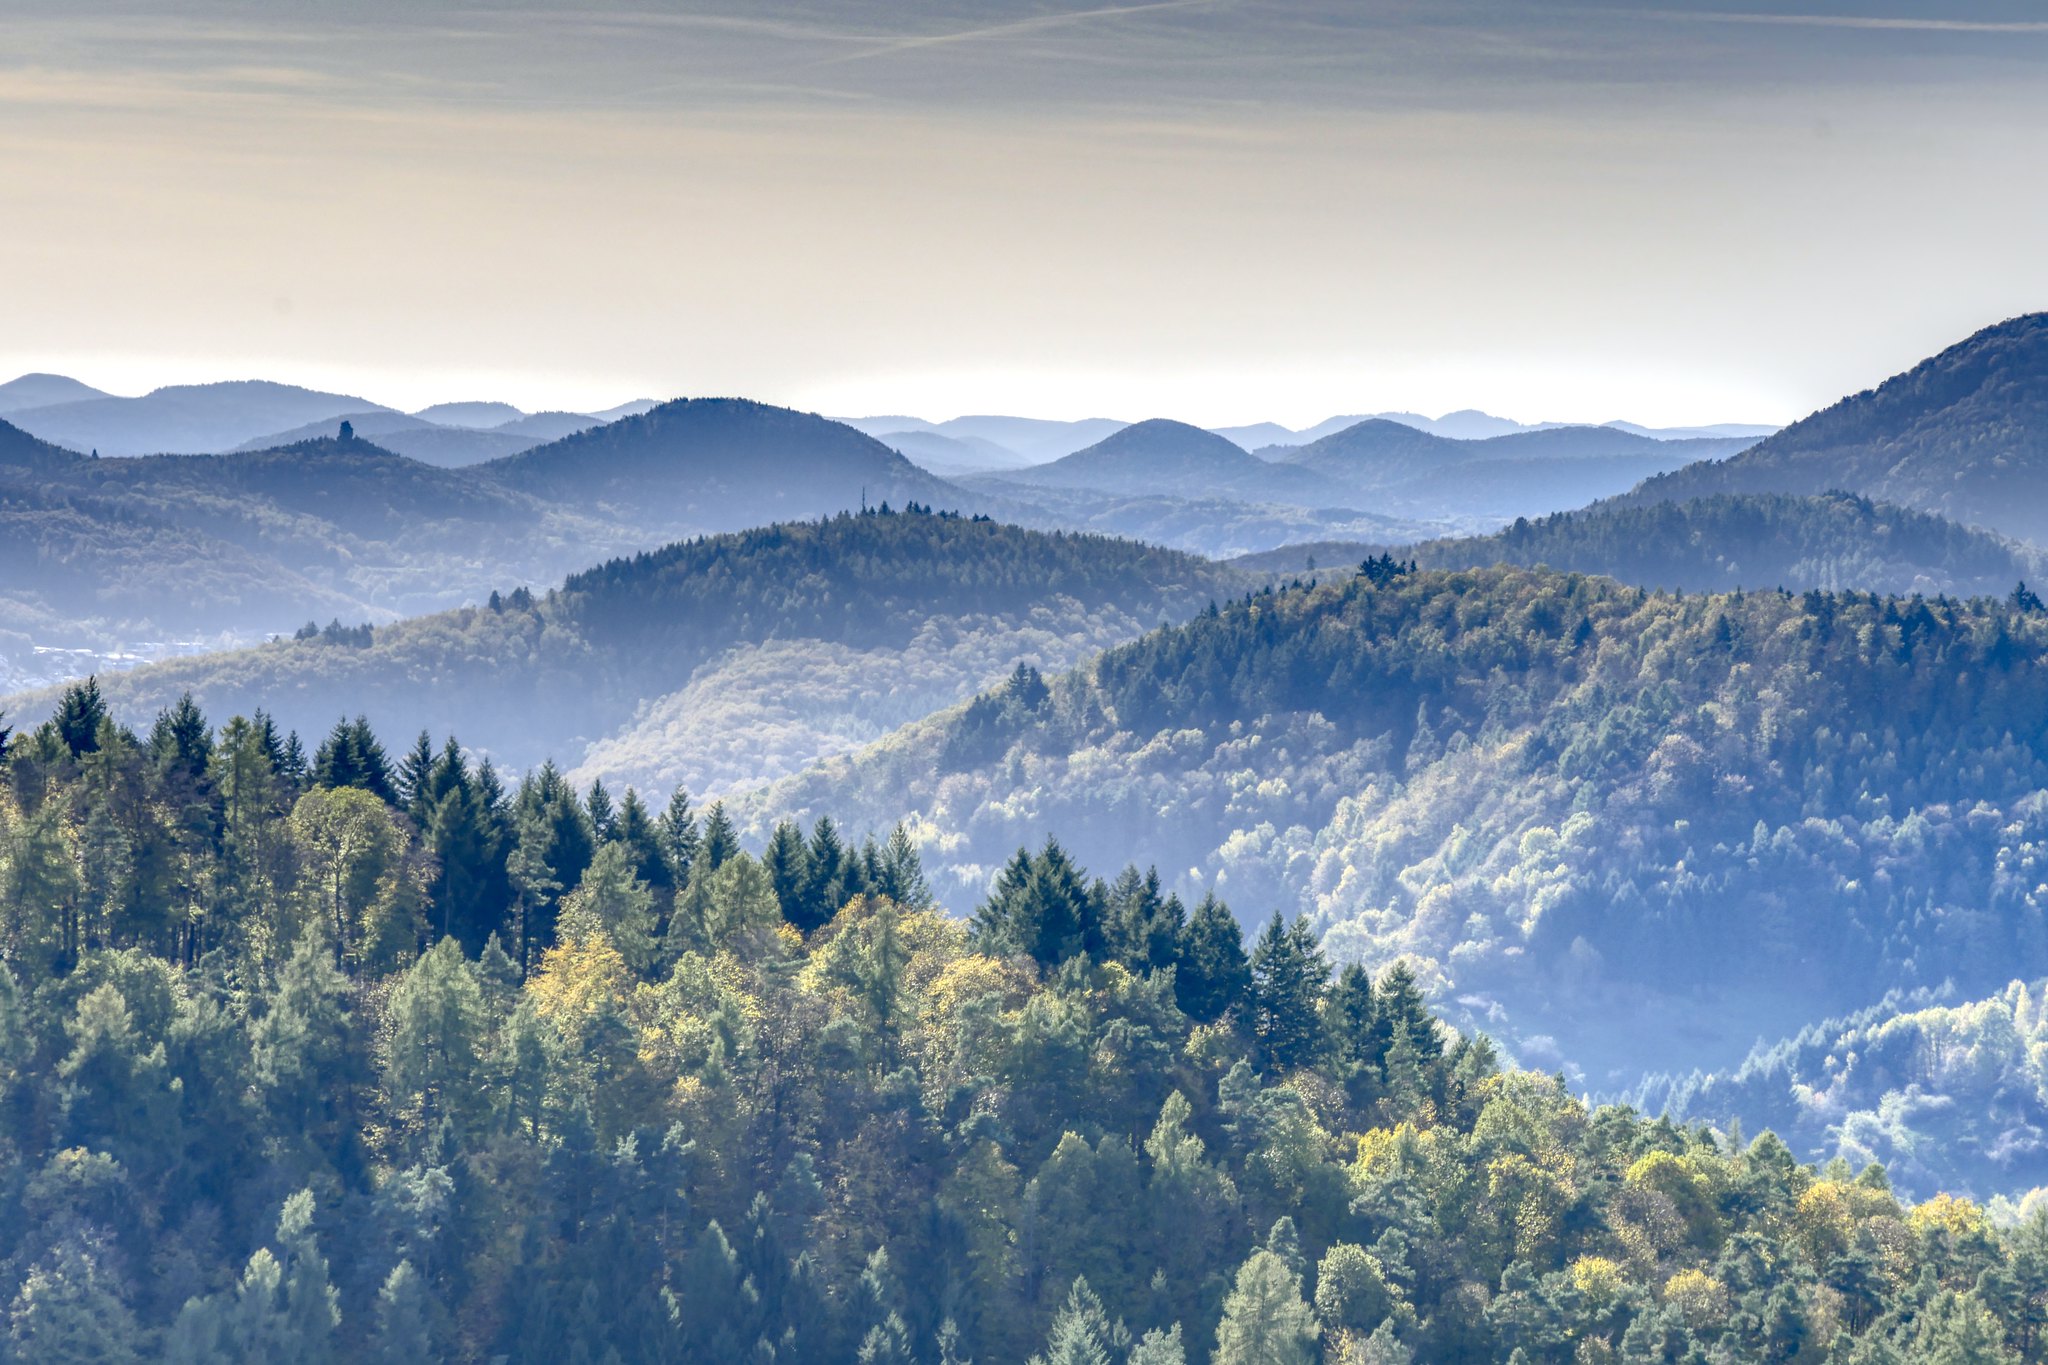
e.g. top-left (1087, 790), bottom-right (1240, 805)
top-left (1627, 312), bottom-right (2048, 542)
top-left (757, 564), bottom-right (2048, 1080)
top-left (7, 508), bottom-right (1245, 794)
top-left (1238, 492), bottom-right (2046, 598)
top-left (8, 379), bottom-right (389, 455)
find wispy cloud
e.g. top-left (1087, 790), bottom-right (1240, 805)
top-left (1643, 9), bottom-right (2048, 34)
top-left (810, 0), bottom-right (1225, 68)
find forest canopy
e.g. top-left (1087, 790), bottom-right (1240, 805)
top-left (1, 684), bottom-right (2045, 1363)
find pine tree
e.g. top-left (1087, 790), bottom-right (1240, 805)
top-left (6, 1239), bottom-right (142, 1364)
top-left (1249, 914), bottom-right (1329, 1072)
top-left (613, 788), bottom-right (670, 889)
top-left (368, 1260), bottom-right (436, 1363)
top-left (877, 822), bottom-right (935, 910)
top-left (396, 731), bottom-right (436, 819)
top-left (658, 789), bottom-right (700, 886)
top-left (1176, 893), bottom-right (1250, 1024)
top-left (51, 677), bottom-right (107, 757)
top-left (1028, 1276), bottom-right (1118, 1365)
top-left (699, 802), bottom-right (740, 872)
top-left (586, 780), bottom-right (617, 843)
top-left (802, 817), bottom-right (848, 929)
top-left (1214, 1248), bottom-right (1319, 1365)
top-left (765, 821), bottom-right (815, 929)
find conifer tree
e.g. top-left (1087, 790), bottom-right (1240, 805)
top-left (1214, 1248), bottom-right (1318, 1365)
top-left (1176, 893), bottom-right (1250, 1024)
top-left (1250, 914), bottom-right (1329, 1072)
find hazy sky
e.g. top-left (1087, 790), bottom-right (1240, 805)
top-left (5, 1), bottom-right (2046, 425)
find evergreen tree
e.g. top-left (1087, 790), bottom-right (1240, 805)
top-left (765, 821), bottom-right (814, 929)
top-left (51, 677), bottom-right (108, 757)
top-left (6, 1239), bottom-right (142, 1364)
top-left (395, 731), bottom-right (436, 820)
top-left (1214, 1248), bottom-right (1318, 1365)
top-left (657, 789), bottom-right (700, 886)
top-left (612, 788), bottom-right (669, 889)
top-left (877, 822), bottom-right (936, 910)
top-left (1176, 893), bottom-right (1251, 1025)
top-left (585, 780), bottom-right (617, 843)
top-left (1249, 914), bottom-right (1329, 1072)
top-left (699, 801), bottom-right (740, 872)
top-left (802, 816), bottom-right (849, 929)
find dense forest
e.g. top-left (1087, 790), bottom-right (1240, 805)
top-left (6, 509), bottom-right (1242, 796)
top-left (2, 686), bottom-right (2046, 1363)
top-left (1236, 494), bottom-right (2044, 599)
top-left (760, 562), bottom-right (2048, 1079)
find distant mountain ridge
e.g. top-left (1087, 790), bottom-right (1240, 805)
top-left (987, 418), bottom-right (1361, 506)
top-left (1234, 490), bottom-right (2045, 599)
top-left (8, 380), bottom-right (392, 456)
top-left (1624, 312), bottom-right (2048, 543)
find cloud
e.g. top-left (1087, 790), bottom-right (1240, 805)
top-left (807, 0), bottom-right (1226, 67)
top-left (1634, 8), bottom-right (2048, 34)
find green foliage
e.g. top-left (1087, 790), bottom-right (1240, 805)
top-left (765, 564), bottom-right (2048, 1072)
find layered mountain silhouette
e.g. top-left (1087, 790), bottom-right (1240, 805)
top-left (987, 418), bottom-right (1360, 505)
top-left (7, 379), bottom-right (391, 455)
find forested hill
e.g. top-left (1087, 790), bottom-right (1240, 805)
top-left (483, 396), bottom-right (967, 519)
top-left (988, 419), bottom-right (1357, 505)
top-left (759, 562), bottom-right (2048, 1079)
top-left (1236, 492), bottom-right (2045, 598)
top-left (5, 507), bottom-right (1243, 795)
top-left (1625, 312), bottom-right (2048, 543)
top-left (2, 696), bottom-right (2034, 1362)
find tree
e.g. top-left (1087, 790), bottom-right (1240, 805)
top-left (311, 716), bottom-right (395, 802)
top-left (289, 786), bottom-right (416, 970)
top-left (1177, 893), bottom-right (1250, 1025)
top-left (765, 821), bottom-right (814, 929)
top-left (1249, 914), bottom-right (1328, 1072)
top-left (876, 822), bottom-right (936, 910)
top-left (698, 801), bottom-right (740, 872)
top-left (658, 789), bottom-right (700, 886)
top-left (7, 1239), bottom-right (142, 1364)
top-left (368, 1260), bottom-right (436, 1363)
top-left (51, 677), bottom-right (107, 757)
top-left (382, 938), bottom-right (487, 1143)
top-left (1028, 1276), bottom-right (1119, 1365)
top-left (1214, 1247), bottom-right (1319, 1365)
top-left (558, 842), bottom-right (659, 974)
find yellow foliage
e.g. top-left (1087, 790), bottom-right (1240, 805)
top-left (1795, 1182), bottom-right (1856, 1263)
top-left (1571, 1255), bottom-right (1627, 1309)
top-left (1908, 1192), bottom-right (1991, 1242)
top-left (526, 930), bottom-right (630, 1039)
top-left (920, 954), bottom-right (1029, 1029)
top-left (1662, 1268), bottom-right (1729, 1325)
top-left (1352, 1123), bottom-right (1428, 1182)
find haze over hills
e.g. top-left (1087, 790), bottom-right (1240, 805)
top-left (232, 409), bottom-right (603, 467)
top-left (983, 418), bottom-right (1362, 506)
top-left (5, 379), bottom-right (394, 456)
top-left (1267, 418), bottom-right (1759, 522)
top-left (1626, 312), bottom-right (2048, 543)
top-left (1235, 491), bottom-right (2047, 599)
top-left (0, 372), bottom-right (111, 413)
top-left (0, 400), bottom-right (997, 670)
top-left (3, 508), bottom-right (1246, 796)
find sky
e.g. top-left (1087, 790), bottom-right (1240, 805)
top-left (3, 1), bottom-right (2046, 427)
